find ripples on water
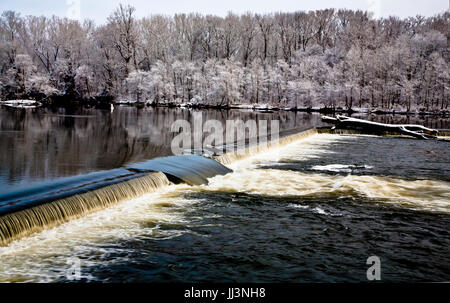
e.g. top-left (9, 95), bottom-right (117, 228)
top-left (0, 132), bottom-right (449, 282)
top-left (0, 106), bottom-right (322, 193)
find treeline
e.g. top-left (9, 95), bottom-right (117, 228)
top-left (0, 6), bottom-right (448, 111)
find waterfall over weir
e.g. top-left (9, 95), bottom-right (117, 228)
top-left (213, 128), bottom-right (319, 165)
top-left (0, 155), bottom-right (232, 246)
top-left (128, 155), bottom-right (232, 185)
top-left (0, 128), bottom-right (323, 247)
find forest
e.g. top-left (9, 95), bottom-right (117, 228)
top-left (0, 5), bottom-right (448, 112)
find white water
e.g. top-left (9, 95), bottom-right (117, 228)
top-left (0, 133), bottom-right (449, 282)
top-left (199, 134), bottom-right (450, 213)
top-left (311, 164), bottom-right (374, 172)
top-left (0, 185), bottom-right (195, 282)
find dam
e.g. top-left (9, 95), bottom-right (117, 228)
top-left (0, 126), bottom-right (316, 246)
top-left (0, 155), bottom-right (232, 246)
top-left (0, 107), bottom-right (449, 283)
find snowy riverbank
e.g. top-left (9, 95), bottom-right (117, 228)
top-left (0, 100), bottom-right (42, 109)
top-left (113, 100), bottom-right (449, 116)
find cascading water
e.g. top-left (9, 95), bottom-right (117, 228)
top-left (0, 154), bottom-right (232, 246)
top-left (0, 129), bottom-right (448, 282)
top-left (0, 172), bottom-right (170, 246)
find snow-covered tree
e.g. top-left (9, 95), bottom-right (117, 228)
top-left (0, 6), bottom-right (447, 110)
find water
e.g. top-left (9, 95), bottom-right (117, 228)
top-left (1, 106), bottom-right (448, 194)
top-left (0, 172), bottom-right (170, 246)
top-left (0, 106), bottom-right (322, 194)
top-left (0, 154), bottom-right (231, 246)
top-left (0, 131), bottom-right (449, 282)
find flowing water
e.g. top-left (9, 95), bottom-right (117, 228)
top-left (1, 106), bottom-right (448, 194)
top-left (0, 127), bottom-right (449, 282)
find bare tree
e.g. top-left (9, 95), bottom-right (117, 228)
top-left (107, 4), bottom-right (138, 75)
top-left (0, 6), bottom-right (447, 112)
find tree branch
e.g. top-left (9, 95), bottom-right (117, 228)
top-left (321, 115), bottom-right (438, 140)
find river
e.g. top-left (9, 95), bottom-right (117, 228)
top-left (0, 105), bottom-right (449, 282)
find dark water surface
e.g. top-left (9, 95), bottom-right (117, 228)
top-left (261, 135), bottom-right (450, 182)
top-left (63, 134), bottom-right (449, 283)
top-left (84, 194), bottom-right (450, 282)
top-left (0, 106), bottom-right (321, 195)
top-left (0, 106), bottom-right (449, 283)
top-left (0, 105), bottom-right (448, 195)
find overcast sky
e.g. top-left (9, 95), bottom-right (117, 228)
top-left (1, 0), bottom-right (448, 24)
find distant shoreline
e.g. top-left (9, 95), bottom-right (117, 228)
top-left (113, 101), bottom-right (450, 117)
top-left (1, 98), bottom-right (449, 117)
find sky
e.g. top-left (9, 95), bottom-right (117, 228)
top-left (0, 0), bottom-right (448, 24)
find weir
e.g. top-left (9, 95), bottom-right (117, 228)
top-left (128, 155), bottom-right (232, 185)
top-left (317, 127), bottom-right (450, 137)
top-left (211, 126), bottom-right (450, 166)
top-left (0, 155), bottom-right (231, 246)
top-left (212, 128), bottom-right (319, 165)
top-left (4, 124), bottom-right (442, 247)
top-left (0, 168), bottom-right (150, 216)
top-left (0, 171), bottom-right (170, 246)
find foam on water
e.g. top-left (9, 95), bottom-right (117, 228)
top-left (0, 184), bottom-right (195, 282)
top-left (311, 164), bottom-right (374, 172)
top-left (196, 168), bottom-right (450, 213)
top-left (199, 134), bottom-right (450, 213)
top-left (0, 133), bottom-right (448, 282)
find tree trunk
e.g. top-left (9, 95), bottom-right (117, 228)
top-left (321, 115), bottom-right (438, 140)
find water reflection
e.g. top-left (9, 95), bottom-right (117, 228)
top-left (0, 106), bottom-right (448, 192)
top-left (351, 113), bottom-right (449, 130)
top-left (0, 106), bottom-right (323, 192)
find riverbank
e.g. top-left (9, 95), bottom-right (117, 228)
top-left (114, 100), bottom-right (450, 117)
top-left (2, 97), bottom-right (449, 117)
